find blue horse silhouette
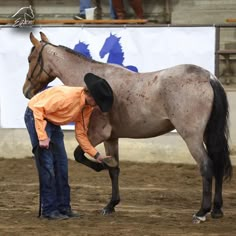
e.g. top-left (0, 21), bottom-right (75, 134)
top-left (99, 33), bottom-right (138, 72)
top-left (73, 35), bottom-right (138, 72)
top-left (73, 41), bottom-right (92, 59)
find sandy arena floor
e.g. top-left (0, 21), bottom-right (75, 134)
top-left (0, 157), bottom-right (235, 236)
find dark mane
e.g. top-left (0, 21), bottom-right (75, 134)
top-left (59, 45), bottom-right (102, 64)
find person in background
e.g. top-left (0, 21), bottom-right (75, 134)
top-left (74, 0), bottom-right (91, 19)
top-left (74, 0), bottom-right (116, 20)
top-left (24, 73), bottom-right (116, 220)
top-left (112, 0), bottom-right (144, 19)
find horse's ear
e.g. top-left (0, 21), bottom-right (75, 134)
top-left (40, 31), bottom-right (50, 43)
top-left (30, 32), bottom-right (40, 47)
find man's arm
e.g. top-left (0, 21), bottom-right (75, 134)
top-left (75, 119), bottom-right (98, 158)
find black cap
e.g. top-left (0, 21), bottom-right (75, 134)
top-left (84, 73), bottom-right (114, 112)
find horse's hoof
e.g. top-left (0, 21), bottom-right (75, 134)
top-left (192, 214), bottom-right (207, 224)
top-left (101, 207), bottom-right (115, 215)
top-left (211, 209), bottom-right (224, 219)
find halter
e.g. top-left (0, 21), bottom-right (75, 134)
top-left (27, 43), bottom-right (53, 84)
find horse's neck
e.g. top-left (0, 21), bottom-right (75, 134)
top-left (47, 45), bottom-right (135, 93)
top-left (47, 46), bottom-right (109, 86)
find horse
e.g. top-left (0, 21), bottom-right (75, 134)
top-left (23, 32), bottom-right (232, 224)
top-left (99, 33), bottom-right (138, 72)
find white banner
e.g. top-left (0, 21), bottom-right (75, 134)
top-left (0, 26), bottom-right (215, 128)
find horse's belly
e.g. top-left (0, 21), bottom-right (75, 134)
top-left (113, 119), bottom-right (174, 138)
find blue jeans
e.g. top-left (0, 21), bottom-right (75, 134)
top-left (109, 0), bottom-right (116, 19)
top-left (80, 0), bottom-right (91, 15)
top-left (24, 107), bottom-right (71, 216)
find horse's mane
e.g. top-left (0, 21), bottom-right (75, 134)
top-left (59, 45), bottom-right (102, 64)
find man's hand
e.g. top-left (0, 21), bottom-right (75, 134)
top-left (95, 153), bottom-right (118, 168)
top-left (96, 154), bottom-right (112, 163)
top-left (39, 138), bottom-right (50, 149)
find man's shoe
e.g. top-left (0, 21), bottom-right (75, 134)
top-left (74, 14), bottom-right (85, 20)
top-left (41, 210), bottom-right (69, 220)
top-left (60, 209), bottom-right (80, 218)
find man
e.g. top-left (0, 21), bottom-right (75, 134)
top-left (24, 73), bottom-right (115, 220)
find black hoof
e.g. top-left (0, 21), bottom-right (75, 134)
top-left (211, 209), bottom-right (224, 219)
top-left (195, 208), bottom-right (210, 217)
top-left (101, 207), bottom-right (115, 215)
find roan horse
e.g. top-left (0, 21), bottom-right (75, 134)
top-left (23, 32), bottom-right (232, 223)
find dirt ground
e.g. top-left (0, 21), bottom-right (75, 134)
top-left (0, 157), bottom-right (235, 236)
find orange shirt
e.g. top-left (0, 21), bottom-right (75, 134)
top-left (28, 85), bottom-right (97, 157)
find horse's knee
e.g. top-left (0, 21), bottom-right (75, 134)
top-left (200, 158), bottom-right (214, 179)
top-left (74, 146), bottom-right (84, 163)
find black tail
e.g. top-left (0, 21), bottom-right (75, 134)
top-left (205, 78), bottom-right (232, 181)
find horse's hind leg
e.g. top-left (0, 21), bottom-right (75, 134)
top-left (101, 138), bottom-right (120, 215)
top-left (184, 136), bottom-right (213, 223)
top-left (211, 174), bottom-right (224, 218)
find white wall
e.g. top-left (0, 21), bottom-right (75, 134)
top-left (0, 26), bottom-right (215, 128)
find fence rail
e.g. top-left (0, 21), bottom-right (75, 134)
top-left (0, 18), bottom-right (148, 25)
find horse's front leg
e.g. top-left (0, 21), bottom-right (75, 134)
top-left (74, 109), bottom-right (111, 172)
top-left (101, 138), bottom-right (120, 215)
top-left (74, 145), bottom-right (107, 172)
top-left (75, 109), bottom-right (119, 214)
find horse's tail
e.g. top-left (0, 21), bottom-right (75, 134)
top-left (205, 76), bottom-right (232, 181)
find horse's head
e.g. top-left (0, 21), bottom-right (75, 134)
top-left (99, 33), bottom-right (121, 58)
top-left (23, 32), bottom-right (56, 99)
